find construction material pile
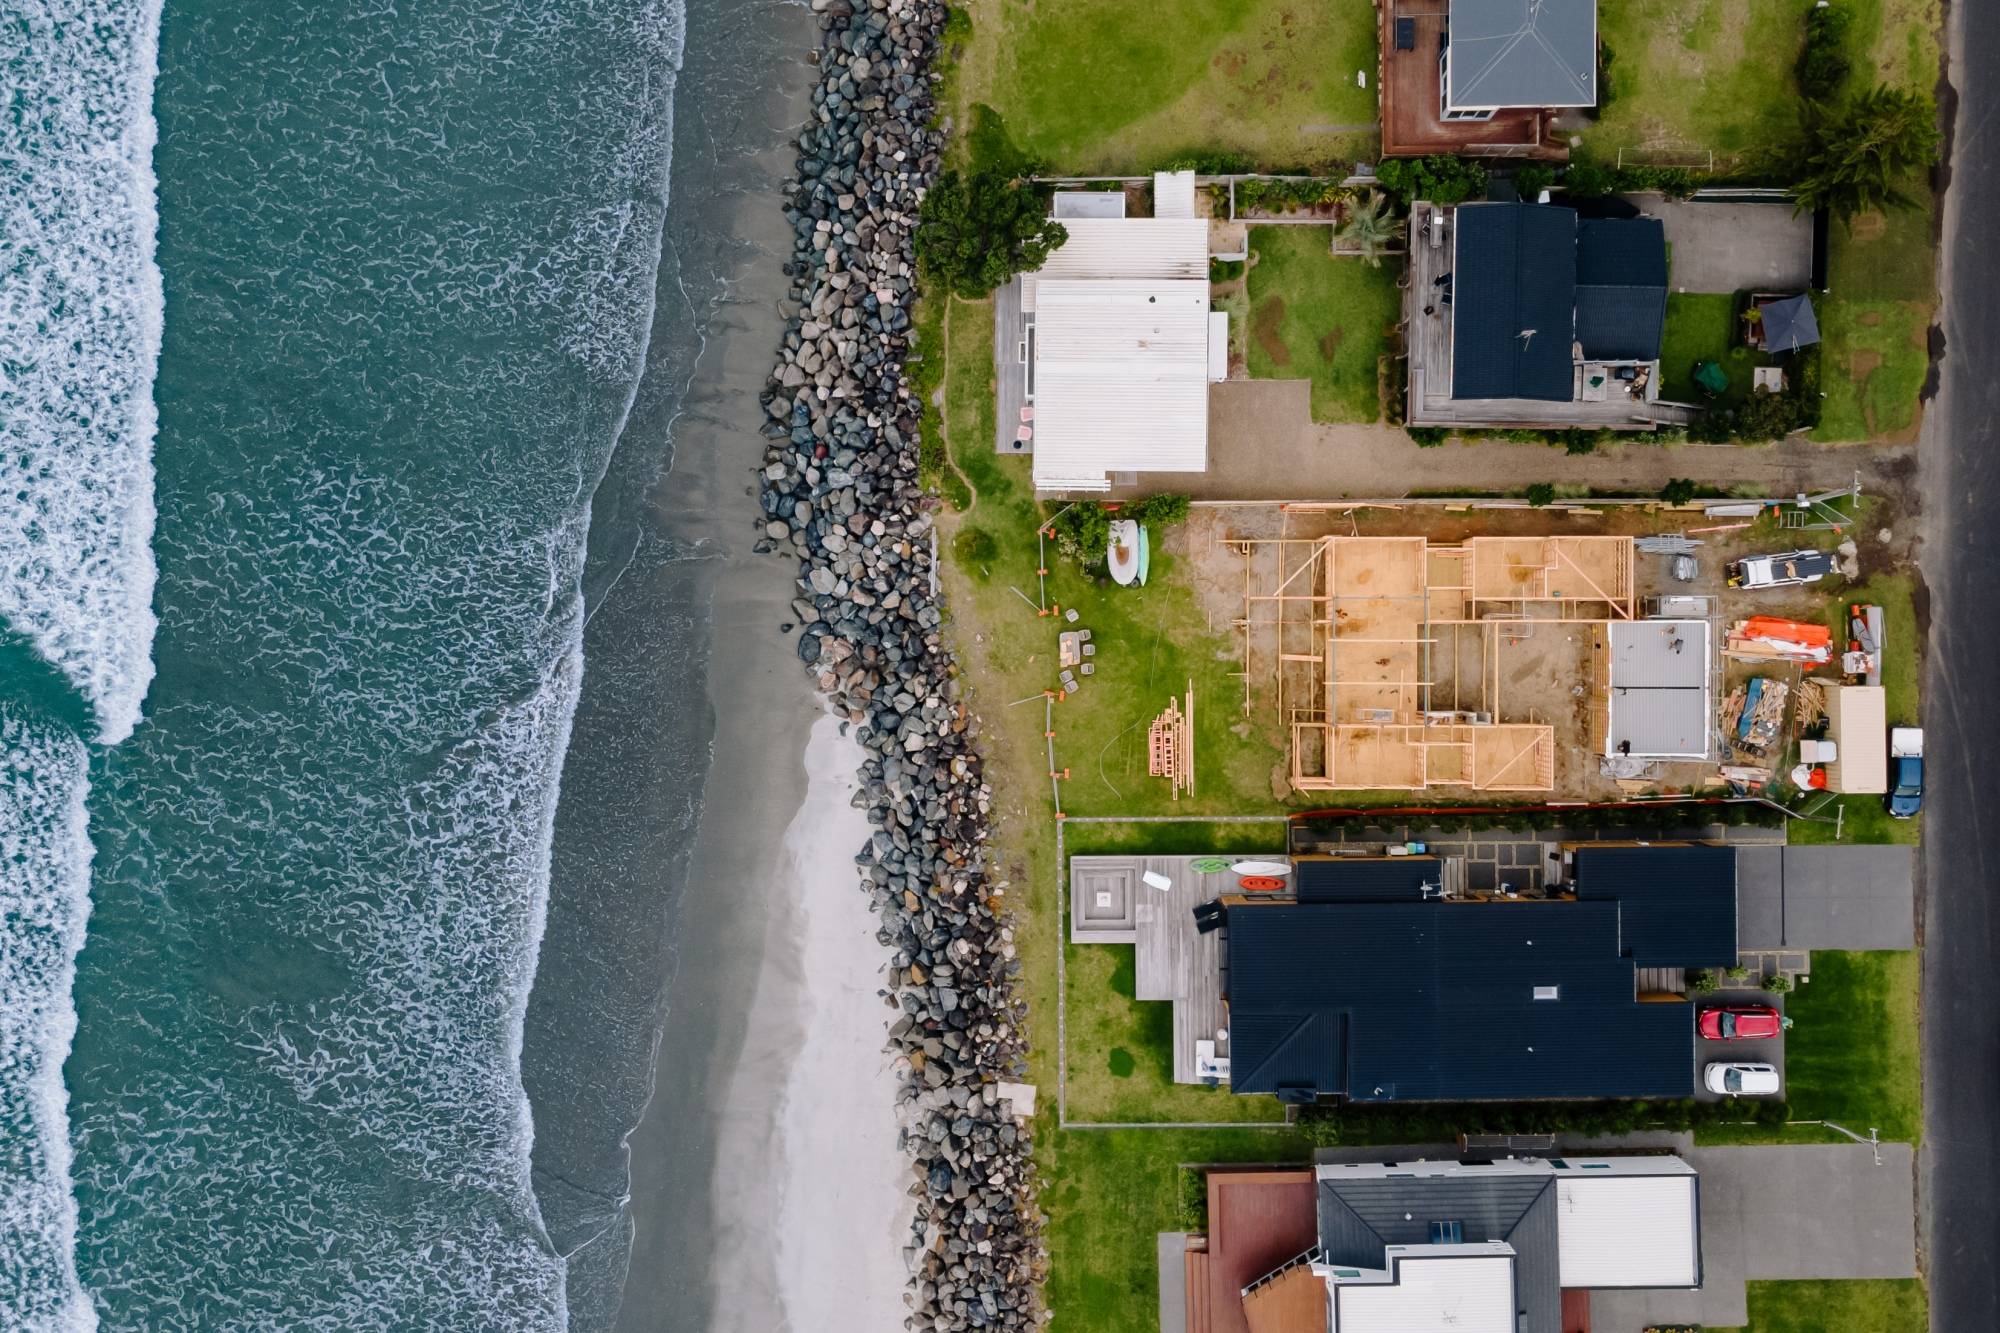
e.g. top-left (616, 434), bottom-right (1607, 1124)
top-left (1724, 616), bottom-right (1833, 665)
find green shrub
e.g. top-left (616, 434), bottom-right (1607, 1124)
top-left (1688, 969), bottom-right (1721, 993)
top-left (1209, 257), bottom-right (1245, 283)
top-left (915, 169), bottom-right (1067, 298)
top-left (1299, 1095), bottom-right (1791, 1146)
top-left (1798, 3), bottom-right (1855, 102)
top-left (1660, 478), bottom-right (1699, 506)
top-left (1375, 155), bottom-right (1489, 206)
top-left (1127, 492), bottom-right (1192, 526)
top-left (1726, 963), bottom-right (1752, 982)
top-left (1564, 163), bottom-right (1616, 198)
top-left (952, 526), bottom-right (999, 570)
top-left (1526, 483), bottom-right (1558, 508)
top-left (1764, 974), bottom-right (1795, 994)
top-left (1512, 164), bottom-right (1557, 199)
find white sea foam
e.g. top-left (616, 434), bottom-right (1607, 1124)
top-left (0, 713), bottom-right (99, 1333)
top-left (0, 1), bottom-right (164, 744)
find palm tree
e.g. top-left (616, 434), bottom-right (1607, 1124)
top-left (1334, 191), bottom-right (1401, 267)
top-left (1793, 84), bottom-right (1939, 222)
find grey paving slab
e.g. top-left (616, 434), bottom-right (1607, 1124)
top-left (1647, 197), bottom-right (1814, 293)
top-left (1591, 1142), bottom-right (1915, 1330)
top-left (1779, 845), bottom-right (1915, 950)
top-left (1157, 1232), bottom-right (1189, 1333)
top-left (1737, 844), bottom-right (1786, 948)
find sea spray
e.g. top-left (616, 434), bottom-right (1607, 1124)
top-left (0, 0), bottom-right (163, 745)
top-left (755, 1), bottom-right (1045, 1326)
top-left (0, 711), bottom-right (98, 1333)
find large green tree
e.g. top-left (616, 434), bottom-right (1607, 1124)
top-left (914, 170), bottom-right (1067, 299)
top-left (1793, 84), bottom-right (1939, 221)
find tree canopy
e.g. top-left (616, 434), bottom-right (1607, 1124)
top-left (1793, 84), bottom-right (1940, 221)
top-left (914, 170), bottom-right (1067, 299)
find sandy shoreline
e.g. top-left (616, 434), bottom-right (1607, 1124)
top-left (709, 714), bottom-right (913, 1332)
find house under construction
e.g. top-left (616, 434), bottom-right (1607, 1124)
top-left (1240, 534), bottom-right (1639, 792)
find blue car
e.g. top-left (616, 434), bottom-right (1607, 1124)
top-left (1888, 727), bottom-right (1924, 819)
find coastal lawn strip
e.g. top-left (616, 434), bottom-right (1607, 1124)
top-left (947, 0), bottom-right (1375, 172)
top-left (1584, 0), bottom-right (1941, 168)
top-left (1710, 1278), bottom-right (1929, 1333)
top-left (1788, 571), bottom-right (1920, 846)
top-left (1692, 951), bottom-right (1921, 1147)
top-left (1244, 226), bottom-right (1399, 423)
top-left (932, 299), bottom-right (1306, 1324)
top-left (1816, 198), bottom-right (1935, 443)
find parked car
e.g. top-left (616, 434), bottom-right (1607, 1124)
top-left (1727, 548), bottom-right (1837, 589)
top-left (1698, 1005), bottom-right (1783, 1041)
top-left (1888, 726), bottom-right (1925, 819)
top-left (1706, 1061), bottom-right (1782, 1097)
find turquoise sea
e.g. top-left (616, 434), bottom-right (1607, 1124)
top-left (1, 0), bottom-right (772, 1327)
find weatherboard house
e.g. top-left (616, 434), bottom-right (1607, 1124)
top-left (1406, 200), bottom-right (1693, 431)
top-left (1184, 1156), bottom-right (1701, 1333)
top-left (1381, 0), bottom-right (1597, 158)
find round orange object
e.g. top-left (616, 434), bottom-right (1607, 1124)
top-left (1807, 767), bottom-right (1828, 789)
top-left (1239, 875), bottom-right (1286, 893)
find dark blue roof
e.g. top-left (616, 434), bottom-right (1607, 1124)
top-left (1572, 844), bottom-right (1739, 968)
top-left (1296, 856), bottom-right (1445, 902)
top-left (1574, 219), bottom-right (1669, 361)
top-left (1452, 204), bottom-right (1578, 401)
top-left (1227, 900), bottom-right (1695, 1101)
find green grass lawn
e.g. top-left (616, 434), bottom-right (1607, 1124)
top-left (1041, 1129), bottom-right (1310, 1331)
top-left (1244, 226), bottom-right (1398, 422)
top-left (1699, 950), bottom-right (1921, 1145)
top-left (1659, 292), bottom-right (1756, 402)
top-left (1711, 1278), bottom-right (1929, 1333)
top-left (1816, 198), bottom-right (1936, 442)
top-left (949, 0), bottom-right (1377, 172)
top-left (1586, 0), bottom-right (1940, 167)
top-left (1789, 571), bottom-right (1920, 845)
top-left (1063, 822), bottom-right (1290, 1123)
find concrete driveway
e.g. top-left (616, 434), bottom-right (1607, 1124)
top-left (1643, 197), bottom-right (1815, 293)
top-left (1591, 1141), bottom-right (1917, 1329)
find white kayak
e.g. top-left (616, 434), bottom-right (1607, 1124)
top-left (1106, 519), bottom-right (1140, 585)
top-left (1230, 860), bottom-right (1291, 877)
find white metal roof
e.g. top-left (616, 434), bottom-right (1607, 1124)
top-left (1154, 169), bottom-right (1198, 218)
top-left (1605, 619), bottom-right (1711, 759)
top-left (1333, 1250), bottom-right (1516, 1333)
top-left (1030, 279), bottom-right (1211, 491)
top-left (1826, 684), bottom-right (1888, 793)
top-left (1555, 1169), bottom-right (1700, 1288)
top-left (1020, 217), bottom-right (1209, 312)
top-left (1207, 312), bottom-right (1230, 381)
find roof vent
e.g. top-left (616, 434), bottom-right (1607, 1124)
top-left (1533, 984), bottom-right (1560, 1001)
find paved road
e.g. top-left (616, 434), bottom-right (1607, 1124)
top-left (1922, 3), bottom-right (2000, 1329)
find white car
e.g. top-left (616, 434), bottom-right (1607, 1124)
top-left (1706, 1061), bottom-right (1781, 1097)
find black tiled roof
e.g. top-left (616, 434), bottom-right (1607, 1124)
top-left (1575, 219), bottom-right (1669, 361)
top-left (1296, 856), bottom-right (1445, 902)
top-left (1316, 1169), bottom-right (1560, 1333)
top-left (1573, 844), bottom-right (1739, 968)
top-left (1226, 900), bottom-right (1694, 1101)
top-left (1452, 204), bottom-right (1578, 401)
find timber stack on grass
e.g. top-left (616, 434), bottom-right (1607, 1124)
top-left (754, 0), bottom-right (1044, 1328)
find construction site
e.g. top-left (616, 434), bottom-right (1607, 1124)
top-left (1181, 503), bottom-right (1863, 799)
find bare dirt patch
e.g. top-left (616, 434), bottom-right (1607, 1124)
top-left (1253, 296), bottom-right (1290, 365)
top-left (1849, 210), bottom-right (1889, 243)
top-left (1317, 327), bottom-right (1345, 360)
top-left (1850, 349), bottom-right (1884, 378)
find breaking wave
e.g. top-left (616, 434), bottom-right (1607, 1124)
top-left (0, 712), bottom-right (98, 1333)
top-left (0, 1), bottom-right (164, 745)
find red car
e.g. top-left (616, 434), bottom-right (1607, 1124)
top-left (1698, 1005), bottom-right (1782, 1041)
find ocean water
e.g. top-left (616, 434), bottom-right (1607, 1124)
top-left (0, 0), bottom-right (729, 1327)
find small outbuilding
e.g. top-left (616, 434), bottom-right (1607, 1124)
top-left (1825, 683), bottom-right (1887, 794)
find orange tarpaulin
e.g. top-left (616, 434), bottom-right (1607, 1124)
top-left (1738, 616), bottom-right (1833, 647)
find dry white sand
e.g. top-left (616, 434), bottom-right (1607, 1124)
top-left (708, 713), bottom-right (911, 1332)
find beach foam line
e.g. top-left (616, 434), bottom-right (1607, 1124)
top-left (0, 0), bottom-right (164, 745)
top-left (0, 711), bottom-right (100, 1332)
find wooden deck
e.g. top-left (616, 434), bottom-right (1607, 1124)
top-left (1071, 853), bottom-right (1287, 1083)
top-left (1201, 1170), bottom-right (1320, 1333)
top-left (1377, 3), bottom-right (1563, 160)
